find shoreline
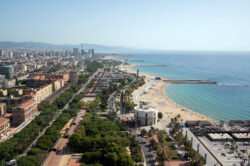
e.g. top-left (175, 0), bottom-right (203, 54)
top-left (117, 62), bottom-right (216, 124)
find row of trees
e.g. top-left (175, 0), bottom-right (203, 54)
top-left (0, 101), bottom-right (59, 162)
top-left (68, 79), bottom-right (144, 165)
top-left (16, 60), bottom-right (103, 165)
top-left (169, 116), bottom-right (206, 166)
top-left (0, 60), bottom-right (101, 165)
top-left (68, 115), bottom-right (142, 166)
top-left (17, 92), bottom-right (86, 165)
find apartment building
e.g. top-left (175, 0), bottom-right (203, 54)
top-left (0, 103), bottom-right (7, 117)
top-left (0, 117), bottom-right (10, 139)
top-left (33, 84), bottom-right (53, 103)
top-left (12, 99), bottom-right (38, 126)
top-left (69, 71), bottom-right (78, 84)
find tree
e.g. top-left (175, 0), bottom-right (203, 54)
top-left (150, 139), bottom-right (158, 150)
top-left (117, 153), bottom-right (134, 166)
top-left (141, 129), bottom-right (147, 136)
top-left (82, 151), bottom-right (102, 164)
top-left (158, 112), bottom-right (163, 119)
top-left (17, 156), bottom-right (38, 166)
top-left (105, 152), bottom-right (118, 166)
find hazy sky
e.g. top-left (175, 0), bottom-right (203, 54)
top-left (0, 0), bottom-right (250, 51)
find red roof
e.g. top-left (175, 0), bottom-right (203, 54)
top-left (18, 99), bottom-right (36, 109)
top-left (0, 117), bottom-right (9, 125)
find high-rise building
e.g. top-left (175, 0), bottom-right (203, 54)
top-left (81, 48), bottom-right (85, 56)
top-left (73, 48), bottom-right (79, 56)
top-left (12, 99), bottom-right (38, 126)
top-left (0, 49), bottom-right (3, 58)
top-left (69, 71), bottom-right (78, 84)
top-left (65, 50), bottom-right (69, 56)
top-left (88, 49), bottom-right (94, 57)
top-left (0, 65), bottom-right (14, 79)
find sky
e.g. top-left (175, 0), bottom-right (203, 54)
top-left (0, 0), bottom-right (250, 51)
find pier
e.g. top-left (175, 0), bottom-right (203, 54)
top-left (163, 79), bottom-right (217, 84)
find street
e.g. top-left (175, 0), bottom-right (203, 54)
top-left (17, 69), bottom-right (99, 158)
top-left (131, 129), bottom-right (156, 166)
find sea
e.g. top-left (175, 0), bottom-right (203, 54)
top-left (118, 51), bottom-right (250, 122)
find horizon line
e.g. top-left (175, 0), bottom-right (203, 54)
top-left (1, 40), bottom-right (250, 52)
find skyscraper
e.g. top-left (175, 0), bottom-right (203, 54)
top-left (88, 49), bottom-right (94, 58)
top-left (81, 48), bottom-right (85, 56)
top-left (73, 48), bottom-right (79, 56)
top-left (0, 49), bottom-right (3, 58)
top-left (88, 49), bottom-right (94, 55)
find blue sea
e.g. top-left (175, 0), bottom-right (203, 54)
top-left (120, 51), bottom-right (250, 122)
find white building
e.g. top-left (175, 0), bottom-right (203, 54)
top-left (134, 106), bottom-right (158, 126)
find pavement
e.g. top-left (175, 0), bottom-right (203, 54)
top-left (131, 129), bottom-right (156, 166)
top-left (182, 128), bottom-right (222, 166)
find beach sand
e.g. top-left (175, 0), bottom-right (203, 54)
top-left (118, 63), bottom-right (215, 124)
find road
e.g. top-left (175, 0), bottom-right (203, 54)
top-left (131, 130), bottom-right (156, 166)
top-left (17, 69), bottom-right (99, 158)
top-left (40, 70), bottom-right (99, 166)
top-left (45, 110), bottom-right (86, 166)
top-left (107, 69), bottom-right (136, 112)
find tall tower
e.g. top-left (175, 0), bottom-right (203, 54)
top-left (0, 49), bottom-right (3, 58)
top-left (137, 69), bottom-right (139, 78)
top-left (80, 44), bottom-right (85, 56)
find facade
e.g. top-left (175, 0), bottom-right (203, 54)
top-left (53, 79), bottom-right (62, 91)
top-left (2, 79), bottom-right (16, 88)
top-left (69, 71), bottom-right (78, 84)
top-left (30, 73), bottom-right (70, 83)
top-left (0, 49), bottom-right (3, 58)
top-left (88, 49), bottom-right (94, 55)
top-left (0, 103), bottom-right (7, 117)
top-left (134, 106), bottom-right (158, 126)
top-left (73, 48), bottom-right (79, 56)
top-left (81, 48), bottom-right (85, 55)
top-left (0, 65), bottom-right (14, 79)
top-left (33, 84), bottom-right (53, 103)
top-left (0, 97), bottom-right (23, 106)
top-left (0, 117), bottom-right (10, 139)
top-left (10, 89), bottom-right (23, 97)
top-left (0, 89), bottom-right (8, 96)
top-left (12, 99), bottom-right (38, 126)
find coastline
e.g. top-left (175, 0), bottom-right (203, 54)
top-left (117, 62), bottom-right (216, 124)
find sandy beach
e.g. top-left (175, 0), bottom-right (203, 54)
top-left (118, 63), bottom-right (216, 124)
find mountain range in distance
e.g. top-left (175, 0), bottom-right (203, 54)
top-left (1, 41), bottom-right (249, 55)
top-left (0, 41), bottom-right (141, 54)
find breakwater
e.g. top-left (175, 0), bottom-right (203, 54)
top-left (135, 64), bottom-right (167, 67)
top-left (163, 79), bottom-right (217, 84)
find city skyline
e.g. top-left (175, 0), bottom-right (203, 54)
top-left (0, 0), bottom-right (250, 51)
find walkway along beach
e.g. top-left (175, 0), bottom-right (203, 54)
top-left (118, 63), bottom-right (216, 124)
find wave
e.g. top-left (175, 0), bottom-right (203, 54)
top-left (217, 83), bottom-right (250, 87)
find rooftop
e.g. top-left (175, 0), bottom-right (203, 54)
top-left (208, 133), bottom-right (233, 140)
top-left (135, 106), bottom-right (158, 112)
top-left (0, 117), bottom-right (9, 125)
top-left (18, 99), bottom-right (36, 109)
